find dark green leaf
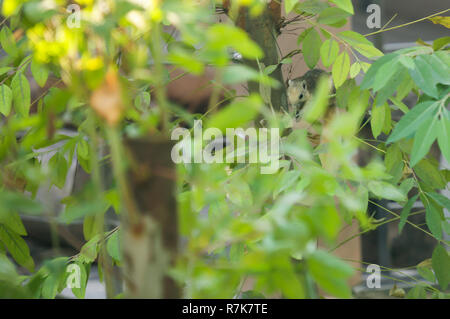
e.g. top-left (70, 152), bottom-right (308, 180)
top-left (318, 7), bottom-right (351, 26)
top-left (11, 73), bottom-right (31, 117)
top-left (426, 192), bottom-right (450, 211)
top-left (106, 230), bottom-right (121, 263)
top-left (0, 225), bottom-right (34, 272)
top-left (308, 250), bottom-right (353, 298)
top-left (410, 116), bottom-right (439, 167)
top-left (437, 117), bottom-right (450, 163)
top-left (432, 245), bottom-right (450, 290)
top-left (387, 101), bottom-right (438, 143)
top-left (303, 28), bottom-right (321, 69)
top-left (398, 194), bottom-right (418, 233)
top-left (425, 205), bottom-right (442, 240)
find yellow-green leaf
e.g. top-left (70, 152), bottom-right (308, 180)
top-left (0, 84), bottom-right (12, 116)
top-left (332, 52), bottom-right (350, 88)
top-left (320, 39), bottom-right (339, 68)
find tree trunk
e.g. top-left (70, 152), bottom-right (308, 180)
top-left (122, 138), bottom-right (180, 298)
top-left (232, 2), bottom-right (287, 111)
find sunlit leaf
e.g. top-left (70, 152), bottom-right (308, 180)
top-left (320, 39), bottom-right (339, 68)
top-left (332, 52), bottom-right (350, 88)
top-left (0, 84), bottom-right (12, 116)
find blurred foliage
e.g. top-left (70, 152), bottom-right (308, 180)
top-left (0, 0), bottom-right (448, 299)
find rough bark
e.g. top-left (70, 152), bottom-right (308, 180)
top-left (229, 2), bottom-right (287, 111)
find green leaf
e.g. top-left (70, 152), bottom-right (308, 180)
top-left (406, 285), bottom-right (427, 299)
top-left (432, 245), bottom-right (450, 290)
top-left (330, 0), bottom-right (353, 14)
top-left (295, 0), bottom-right (329, 15)
top-left (433, 36), bottom-right (450, 51)
top-left (0, 66), bottom-right (12, 76)
top-left (425, 205), bottom-right (442, 240)
top-left (167, 49), bottom-right (204, 75)
top-left (385, 144), bottom-right (403, 181)
top-left (417, 54), bottom-right (450, 86)
top-left (318, 7), bottom-right (351, 26)
top-left (303, 28), bottom-right (321, 69)
top-left (373, 58), bottom-right (401, 92)
top-left (30, 59), bottom-right (49, 88)
top-left (426, 192), bottom-right (450, 211)
top-left (2, 0), bottom-right (23, 16)
top-left (0, 84), bottom-right (12, 116)
top-left (337, 30), bottom-right (382, 59)
top-left (309, 205), bottom-right (341, 241)
top-left (106, 230), bottom-right (122, 263)
top-left (134, 91), bottom-right (151, 111)
top-left (41, 257), bottom-right (68, 299)
top-left (414, 159), bottom-right (446, 189)
top-left (206, 94), bottom-right (262, 132)
top-left (222, 64), bottom-right (258, 84)
top-left (349, 63), bottom-right (361, 78)
top-left (361, 53), bottom-right (398, 90)
top-left (408, 58), bottom-right (439, 98)
top-left (390, 97), bottom-right (409, 114)
top-left (71, 262), bottom-right (90, 299)
top-left (0, 225), bottom-right (34, 272)
top-left (285, 0), bottom-right (298, 14)
top-left (332, 52), bottom-right (350, 88)
top-left (207, 24), bottom-right (262, 60)
top-left (263, 64), bottom-right (277, 75)
top-left (274, 170), bottom-right (301, 197)
top-left (386, 101), bottom-right (438, 143)
top-left (410, 116), bottom-right (439, 167)
top-left (374, 68), bottom-right (408, 107)
top-left (382, 103), bottom-right (391, 135)
top-left (297, 27), bottom-right (312, 45)
top-left (399, 178), bottom-right (415, 195)
top-left (0, 26), bottom-right (17, 56)
top-left (77, 138), bottom-right (89, 161)
top-left (77, 235), bottom-right (101, 264)
top-left (303, 74), bottom-right (332, 123)
top-left (240, 290), bottom-right (266, 299)
top-left (0, 211), bottom-right (27, 236)
top-left (11, 73), bottom-right (31, 117)
top-left (398, 194), bottom-right (418, 233)
top-left (308, 250), bottom-right (353, 298)
top-left (320, 39), bottom-right (339, 68)
top-left (368, 181), bottom-right (407, 202)
top-left (60, 199), bottom-right (109, 224)
top-left (417, 266), bottom-right (435, 283)
top-left (82, 215), bottom-right (97, 241)
top-left (49, 152), bottom-right (68, 189)
top-left (0, 191), bottom-right (43, 215)
top-left (0, 253), bottom-right (19, 282)
top-left (370, 103), bottom-right (385, 139)
top-left (437, 118), bottom-right (450, 163)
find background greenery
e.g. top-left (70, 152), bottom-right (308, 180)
top-left (0, 0), bottom-right (448, 299)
